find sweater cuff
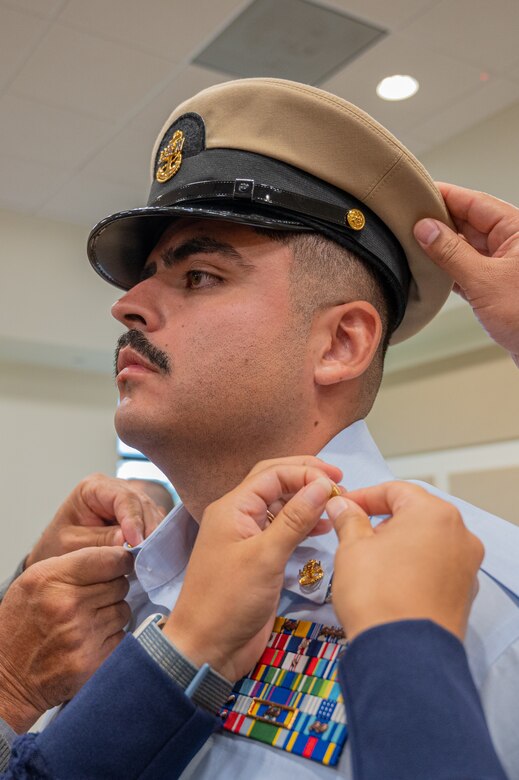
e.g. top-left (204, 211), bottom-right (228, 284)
top-left (35, 635), bottom-right (217, 779)
top-left (0, 717), bottom-right (15, 772)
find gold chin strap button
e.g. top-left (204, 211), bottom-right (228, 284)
top-left (298, 559), bottom-right (324, 592)
top-left (346, 208), bottom-right (365, 231)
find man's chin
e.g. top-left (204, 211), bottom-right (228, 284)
top-left (114, 403), bottom-right (149, 454)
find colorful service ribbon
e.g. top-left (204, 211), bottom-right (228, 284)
top-left (220, 616), bottom-right (348, 766)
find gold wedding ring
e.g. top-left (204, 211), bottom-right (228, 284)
top-left (266, 509), bottom-right (276, 525)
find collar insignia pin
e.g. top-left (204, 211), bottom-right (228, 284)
top-left (298, 558), bottom-right (324, 591)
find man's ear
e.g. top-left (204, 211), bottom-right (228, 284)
top-left (313, 302), bottom-right (383, 387)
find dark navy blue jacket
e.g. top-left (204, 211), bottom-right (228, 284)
top-left (1, 622), bottom-right (507, 779)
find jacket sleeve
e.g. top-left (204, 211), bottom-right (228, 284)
top-left (1, 634), bottom-right (217, 780)
top-left (340, 619), bottom-right (508, 780)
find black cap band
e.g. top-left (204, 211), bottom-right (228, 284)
top-left (88, 147), bottom-right (409, 327)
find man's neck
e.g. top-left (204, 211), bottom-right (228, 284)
top-left (152, 420), bottom-right (344, 522)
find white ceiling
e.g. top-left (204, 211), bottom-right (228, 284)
top-left (1, 0), bottom-right (519, 227)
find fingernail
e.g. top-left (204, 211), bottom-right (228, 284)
top-left (326, 496), bottom-right (353, 521)
top-left (302, 478), bottom-right (335, 508)
top-left (414, 218), bottom-right (441, 246)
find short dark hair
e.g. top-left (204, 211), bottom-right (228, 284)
top-left (255, 228), bottom-right (398, 415)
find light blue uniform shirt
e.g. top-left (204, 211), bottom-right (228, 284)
top-left (129, 421), bottom-right (519, 779)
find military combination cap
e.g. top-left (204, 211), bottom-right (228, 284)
top-left (87, 77), bottom-right (453, 343)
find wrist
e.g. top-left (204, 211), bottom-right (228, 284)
top-left (340, 609), bottom-right (465, 643)
top-left (0, 667), bottom-right (43, 733)
top-left (135, 615), bottom-right (233, 714)
top-left (163, 612), bottom-right (232, 679)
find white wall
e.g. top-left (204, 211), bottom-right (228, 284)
top-left (0, 209), bottom-right (121, 372)
top-left (0, 209), bottom-right (122, 578)
top-left (0, 361), bottom-right (117, 579)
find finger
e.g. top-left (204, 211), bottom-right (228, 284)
top-left (413, 218), bottom-right (488, 287)
top-left (95, 601), bottom-right (132, 636)
top-left (61, 525), bottom-right (126, 551)
top-left (326, 496), bottom-right (373, 545)
top-left (307, 517), bottom-right (333, 536)
top-left (469, 531), bottom-right (485, 571)
top-left (55, 547), bottom-right (134, 586)
top-left (83, 575), bottom-right (130, 608)
top-left (239, 464), bottom-right (341, 514)
top-left (436, 182), bottom-right (518, 234)
top-left (344, 481), bottom-right (432, 518)
top-left (80, 477), bottom-right (159, 545)
top-left (117, 497), bottom-right (164, 547)
top-left (266, 505), bottom-right (333, 535)
top-left (246, 456), bottom-right (342, 483)
top-left (264, 477), bottom-right (336, 562)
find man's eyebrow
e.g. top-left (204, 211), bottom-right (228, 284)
top-left (161, 236), bottom-right (254, 269)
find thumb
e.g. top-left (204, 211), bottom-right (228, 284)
top-left (327, 496), bottom-right (373, 546)
top-left (413, 218), bottom-right (482, 288)
top-left (266, 477), bottom-right (334, 562)
top-left (45, 546), bottom-right (134, 586)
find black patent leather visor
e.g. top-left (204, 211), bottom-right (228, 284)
top-left (88, 149), bottom-right (410, 327)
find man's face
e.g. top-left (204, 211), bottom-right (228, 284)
top-left (112, 219), bottom-right (314, 465)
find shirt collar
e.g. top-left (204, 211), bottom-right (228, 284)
top-left (131, 420), bottom-right (393, 606)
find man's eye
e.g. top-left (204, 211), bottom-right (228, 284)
top-left (185, 270), bottom-right (220, 289)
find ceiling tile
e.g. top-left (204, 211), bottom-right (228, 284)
top-left (0, 154), bottom-right (68, 211)
top-left (0, 0), bottom-right (66, 20)
top-left (0, 4), bottom-right (47, 91)
top-left (412, 78), bottom-right (519, 148)
top-left (315, 0), bottom-right (437, 30)
top-left (193, 0), bottom-right (385, 84)
top-left (321, 34), bottom-right (484, 138)
top-left (38, 173), bottom-right (146, 226)
top-left (81, 123), bottom-right (155, 189)
top-left (1, 94), bottom-right (112, 169)
top-left (130, 63), bottom-right (233, 137)
top-left (10, 24), bottom-right (174, 122)
top-left (58, 0), bottom-right (247, 62)
top-left (504, 56), bottom-right (519, 83)
top-left (81, 64), bottom-right (231, 195)
top-left (401, 0), bottom-right (519, 73)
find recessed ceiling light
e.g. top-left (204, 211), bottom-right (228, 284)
top-left (376, 75), bottom-right (419, 101)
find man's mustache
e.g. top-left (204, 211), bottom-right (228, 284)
top-left (114, 330), bottom-right (171, 376)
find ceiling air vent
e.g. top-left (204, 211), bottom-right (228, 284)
top-left (194, 0), bottom-right (386, 85)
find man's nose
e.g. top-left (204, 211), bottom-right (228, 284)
top-left (111, 283), bottom-right (160, 331)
